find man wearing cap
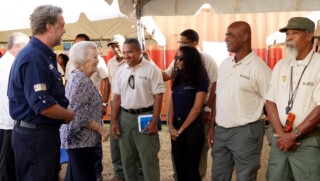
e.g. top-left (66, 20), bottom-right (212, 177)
top-left (106, 34), bottom-right (126, 181)
top-left (265, 17), bottom-right (320, 180)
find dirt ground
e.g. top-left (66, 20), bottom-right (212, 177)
top-left (59, 124), bottom-right (270, 181)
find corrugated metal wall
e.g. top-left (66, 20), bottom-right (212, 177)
top-left (152, 10), bottom-right (310, 50)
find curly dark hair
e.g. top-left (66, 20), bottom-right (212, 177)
top-left (171, 46), bottom-right (208, 89)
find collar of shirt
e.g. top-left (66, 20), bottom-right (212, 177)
top-left (231, 51), bottom-right (255, 66)
top-left (117, 59), bottom-right (126, 66)
top-left (125, 57), bottom-right (146, 71)
top-left (30, 37), bottom-right (56, 61)
top-left (289, 49), bottom-right (315, 67)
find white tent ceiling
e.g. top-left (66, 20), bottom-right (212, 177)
top-left (106, 0), bottom-right (320, 17)
top-left (0, 0), bottom-right (165, 45)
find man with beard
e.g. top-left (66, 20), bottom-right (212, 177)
top-left (7, 5), bottom-right (74, 180)
top-left (208, 21), bottom-right (271, 180)
top-left (265, 17), bottom-right (320, 180)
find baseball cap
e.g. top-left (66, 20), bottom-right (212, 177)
top-left (107, 34), bottom-right (125, 46)
top-left (279, 17), bottom-right (315, 33)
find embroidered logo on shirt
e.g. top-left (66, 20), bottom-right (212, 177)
top-left (303, 82), bottom-right (314, 86)
top-left (138, 76), bottom-right (147, 80)
top-left (282, 75), bottom-right (286, 82)
top-left (240, 74), bottom-right (250, 80)
top-left (49, 64), bottom-right (54, 70)
top-left (34, 84), bottom-right (47, 92)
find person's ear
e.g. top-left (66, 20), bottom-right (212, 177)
top-left (242, 33), bottom-right (249, 42)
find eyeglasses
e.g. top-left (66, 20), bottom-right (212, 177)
top-left (128, 75), bottom-right (135, 89)
top-left (175, 55), bottom-right (184, 61)
top-left (177, 41), bottom-right (192, 45)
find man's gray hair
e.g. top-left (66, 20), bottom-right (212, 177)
top-left (7, 32), bottom-right (30, 50)
top-left (30, 5), bottom-right (62, 35)
top-left (69, 41), bottom-right (97, 68)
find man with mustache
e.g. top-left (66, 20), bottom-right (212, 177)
top-left (7, 5), bottom-right (74, 180)
top-left (265, 17), bottom-right (320, 180)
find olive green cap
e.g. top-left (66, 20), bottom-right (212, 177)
top-left (279, 17), bottom-right (315, 33)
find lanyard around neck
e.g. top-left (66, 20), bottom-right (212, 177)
top-left (286, 51), bottom-right (315, 114)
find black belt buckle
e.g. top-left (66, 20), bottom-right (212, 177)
top-left (123, 106), bottom-right (153, 114)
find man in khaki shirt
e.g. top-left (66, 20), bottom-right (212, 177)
top-left (265, 17), bottom-right (320, 181)
top-left (208, 21), bottom-right (271, 180)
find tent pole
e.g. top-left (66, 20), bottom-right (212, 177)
top-left (137, 18), bottom-right (146, 52)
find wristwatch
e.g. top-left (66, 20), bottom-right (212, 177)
top-left (203, 106), bottom-right (212, 113)
top-left (292, 128), bottom-right (301, 138)
top-left (102, 102), bottom-right (108, 107)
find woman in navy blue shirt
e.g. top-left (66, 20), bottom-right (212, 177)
top-left (169, 46), bottom-right (209, 181)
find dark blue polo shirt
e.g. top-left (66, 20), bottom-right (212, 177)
top-left (172, 77), bottom-right (209, 120)
top-left (7, 37), bottom-right (68, 125)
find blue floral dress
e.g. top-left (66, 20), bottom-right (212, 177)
top-left (60, 70), bottom-right (102, 149)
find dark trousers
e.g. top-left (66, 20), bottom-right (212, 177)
top-left (12, 126), bottom-right (60, 181)
top-left (65, 147), bottom-right (96, 181)
top-left (0, 129), bottom-right (16, 181)
top-left (94, 142), bottom-right (103, 176)
top-left (171, 118), bottom-right (204, 181)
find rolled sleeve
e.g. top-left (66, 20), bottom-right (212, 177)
top-left (24, 61), bottom-right (58, 114)
top-left (151, 66), bottom-right (165, 94)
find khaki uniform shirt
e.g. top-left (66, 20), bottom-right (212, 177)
top-left (114, 58), bottom-right (165, 109)
top-left (107, 56), bottom-right (126, 100)
top-left (216, 51), bottom-right (271, 128)
top-left (266, 50), bottom-right (320, 128)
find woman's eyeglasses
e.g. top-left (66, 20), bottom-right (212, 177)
top-left (175, 55), bottom-right (184, 61)
top-left (128, 75), bottom-right (135, 89)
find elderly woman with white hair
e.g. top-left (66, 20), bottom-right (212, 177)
top-left (60, 41), bottom-right (109, 181)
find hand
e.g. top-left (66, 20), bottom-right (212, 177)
top-left (207, 127), bottom-right (215, 148)
top-left (201, 112), bottom-right (211, 125)
top-left (275, 132), bottom-right (300, 152)
top-left (146, 120), bottom-right (158, 135)
top-left (111, 122), bottom-right (121, 140)
top-left (170, 127), bottom-right (179, 141)
top-left (98, 126), bottom-right (110, 142)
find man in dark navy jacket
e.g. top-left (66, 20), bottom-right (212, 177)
top-left (7, 5), bottom-right (74, 181)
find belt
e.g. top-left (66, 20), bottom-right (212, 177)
top-left (15, 120), bottom-right (60, 130)
top-left (122, 106), bottom-right (153, 114)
